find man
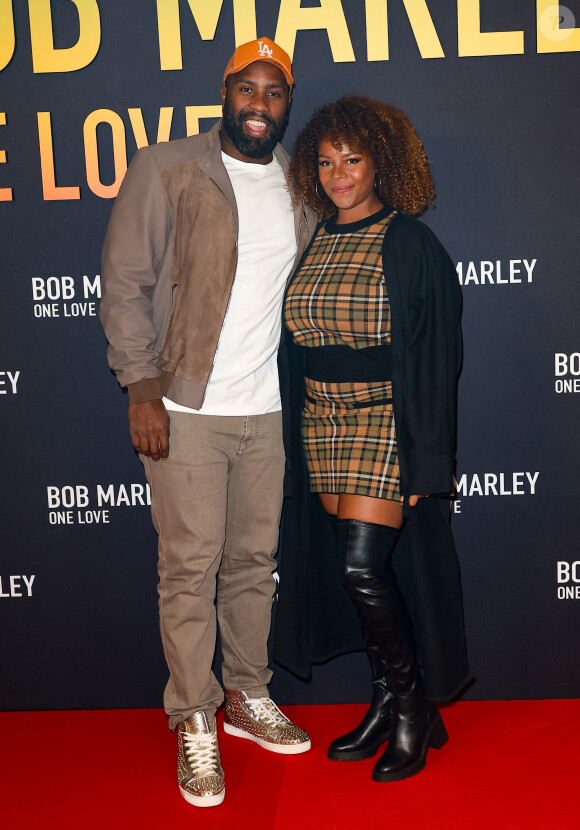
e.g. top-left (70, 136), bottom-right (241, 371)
top-left (100, 38), bottom-right (316, 808)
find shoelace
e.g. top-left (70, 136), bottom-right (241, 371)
top-left (183, 731), bottom-right (219, 779)
top-left (246, 697), bottom-right (289, 727)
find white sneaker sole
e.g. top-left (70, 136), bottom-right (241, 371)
top-left (223, 722), bottom-right (311, 754)
top-left (179, 785), bottom-right (225, 807)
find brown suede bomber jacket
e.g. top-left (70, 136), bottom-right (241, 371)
top-left (100, 121), bottom-right (316, 409)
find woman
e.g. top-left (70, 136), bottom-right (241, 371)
top-left (279, 96), bottom-right (470, 782)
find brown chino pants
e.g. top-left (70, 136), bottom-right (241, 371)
top-left (141, 410), bottom-right (285, 729)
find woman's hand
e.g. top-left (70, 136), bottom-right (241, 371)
top-left (403, 479), bottom-right (456, 508)
top-left (402, 494), bottom-right (429, 508)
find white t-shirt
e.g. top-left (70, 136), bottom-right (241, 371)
top-left (164, 152), bottom-right (296, 415)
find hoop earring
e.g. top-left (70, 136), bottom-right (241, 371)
top-left (375, 174), bottom-right (383, 194)
top-left (315, 181), bottom-right (324, 201)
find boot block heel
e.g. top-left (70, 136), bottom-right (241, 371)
top-left (428, 711), bottom-right (448, 750)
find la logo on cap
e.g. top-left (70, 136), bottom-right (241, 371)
top-left (257, 41), bottom-right (274, 58)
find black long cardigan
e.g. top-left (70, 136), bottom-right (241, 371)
top-left (274, 210), bottom-right (472, 702)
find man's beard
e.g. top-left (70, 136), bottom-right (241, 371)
top-left (222, 99), bottom-right (285, 159)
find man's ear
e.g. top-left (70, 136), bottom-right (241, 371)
top-left (220, 83), bottom-right (227, 107)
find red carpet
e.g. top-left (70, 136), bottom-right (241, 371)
top-left (1, 701), bottom-right (578, 829)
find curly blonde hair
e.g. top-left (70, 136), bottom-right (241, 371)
top-left (289, 95), bottom-right (434, 217)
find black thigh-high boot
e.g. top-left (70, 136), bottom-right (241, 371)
top-left (335, 519), bottom-right (448, 782)
top-left (326, 515), bottom-right (393, 761)
top-left (327, 519), bottom-right (396, 761)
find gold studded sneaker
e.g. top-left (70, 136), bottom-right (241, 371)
top-left (223, 690), bottom-right (311, 755)
top-left (177, 711), bottom-right (225, 807)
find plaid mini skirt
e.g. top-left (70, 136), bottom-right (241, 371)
top-left (302, 377), bottom-right (400, 502)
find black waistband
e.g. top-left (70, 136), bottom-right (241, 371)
top-left (301, 344), bottom-right (392, 383)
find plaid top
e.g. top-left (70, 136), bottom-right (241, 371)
top-left (285, 206), bottom-right (397, 349)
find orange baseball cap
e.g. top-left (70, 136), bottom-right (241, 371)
top-left (223, 37), bottom-right (294, 86)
